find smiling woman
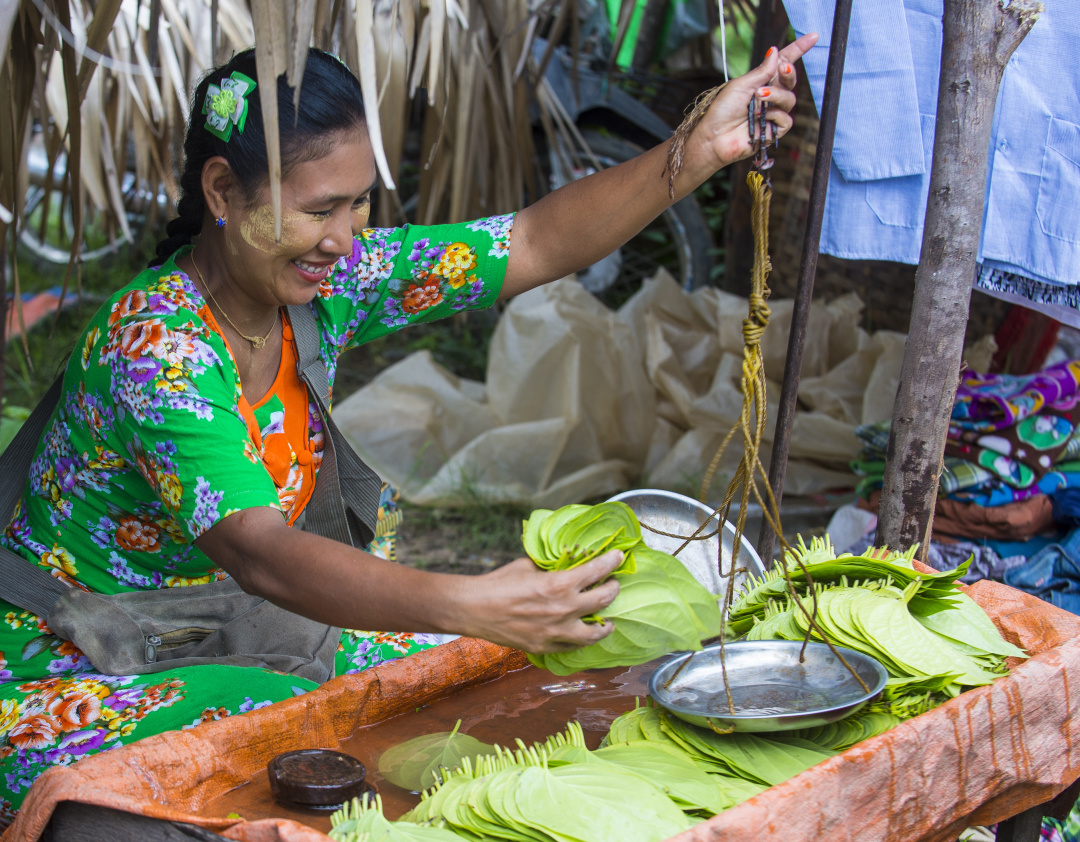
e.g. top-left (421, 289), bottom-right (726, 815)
top-left (0, 37), bottom-right (815, 824)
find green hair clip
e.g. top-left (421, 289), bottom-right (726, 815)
top-left (202, 71), bottom-right (257, 142)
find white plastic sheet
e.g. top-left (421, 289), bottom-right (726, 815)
top-left (333, 272), bottom-right (990, 507)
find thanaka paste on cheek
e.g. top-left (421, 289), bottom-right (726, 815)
top-left (355, 202), bottom-right (371, 231)
top-left (240, 204), bottom-right (308, 255)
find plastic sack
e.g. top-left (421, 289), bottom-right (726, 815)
top-left (334, 272), bottom-right (931, 507)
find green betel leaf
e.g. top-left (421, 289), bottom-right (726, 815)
top-left (729, 537), bottom-right (967, 635)
top-left (522, 502), bottom-right (639, 574)
top-left (521, 509), bottom-right (554, 565)
top-left (658, 712), bottom-right (835, 787)
top-left (593, 741), bottom-right (735, 814)
top-left (378, 724), bottom-right (498, 791)
top-left (331, 794), bottom-right (466, 842)
top-left (531, 547), bottom-right (720, 675)
top-left (913, 590), bottom-right (1027, 659)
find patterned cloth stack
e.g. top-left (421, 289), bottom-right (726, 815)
top-left (850, 360), bottom-right (1080, 601)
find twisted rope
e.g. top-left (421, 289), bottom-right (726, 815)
top-left (662, 172), bottom-right (870, 708)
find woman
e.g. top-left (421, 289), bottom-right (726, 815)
top-left (0, 36), bottom-right (815, 823)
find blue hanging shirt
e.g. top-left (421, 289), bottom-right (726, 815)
top-left (784, 0), bottom-right (1080, 316)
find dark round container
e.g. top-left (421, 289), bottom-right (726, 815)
top-left (267, 748), bottom-right (374, 810)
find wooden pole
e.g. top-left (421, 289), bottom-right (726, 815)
top-left (876, 0), bottom-right (1041, 552)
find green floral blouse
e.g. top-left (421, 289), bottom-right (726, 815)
top-left (0, 214), bottom-right (513, 825)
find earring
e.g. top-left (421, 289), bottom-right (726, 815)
top-left (215, 216), bottom-right (226, 228)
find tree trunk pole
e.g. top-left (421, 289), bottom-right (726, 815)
top-left (876, 0), bottom-right (1041, 552)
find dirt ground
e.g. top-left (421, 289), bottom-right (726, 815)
top-left (393, 502), bottom-right (530, 575)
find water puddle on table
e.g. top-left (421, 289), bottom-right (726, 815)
top-left (198, 660), bottom-right (659, 833)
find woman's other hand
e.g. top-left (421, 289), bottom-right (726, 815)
top-left (197, 507), bottom-right (621, 655)
top-left (689, 33), bottom-right (819, 171)
top-left (450, 550), bottom-right (624, 654)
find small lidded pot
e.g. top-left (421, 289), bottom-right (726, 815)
top-left (268, 748), bottom-right (375, 810)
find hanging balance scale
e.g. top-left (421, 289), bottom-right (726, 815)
top-left (629, 92), bottom-right (886, 733)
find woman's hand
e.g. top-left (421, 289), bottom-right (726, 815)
top-left (686, 33), bottom-right (819, 172)
top-left (502, 33), bottom-right (818, 300)
top-left (450, 551), bottom-right (624, 654)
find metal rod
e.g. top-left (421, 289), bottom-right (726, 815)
top-left (756, 0), bottom-right (854, 566)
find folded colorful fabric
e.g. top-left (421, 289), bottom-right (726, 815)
top-left (946, 404), bottom-right (1080, 488)
top-left (851, 456), bottom-right (993, 500)
top-left (951, 360), bottom-right (1080, 433)
top-left (1062, 428), bottom-right (1080, 462)
top-left (950, 470), bottom-right (1080, 508)
top-left (854, 420), bottom-right (892, 461)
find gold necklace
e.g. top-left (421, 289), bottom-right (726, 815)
top-left (190, 250), bottom-right (278, 350)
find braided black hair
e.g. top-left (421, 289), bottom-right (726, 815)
top-left (151, 48), bottom-right (367, 267)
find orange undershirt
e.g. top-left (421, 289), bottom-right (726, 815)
top-left (200, 306), bottom-right (317, 524)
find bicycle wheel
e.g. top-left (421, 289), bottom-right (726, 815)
top-left (548, 130), bottom-right (714, 309)
top-left (19, 135), bottom-right (163, 265)
top-left (19, 184), bottom-right (137, 265)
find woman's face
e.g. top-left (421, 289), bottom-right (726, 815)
top-left (223, 129), bottom-right (378, 308)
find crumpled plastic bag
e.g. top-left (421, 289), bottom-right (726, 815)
top-left (333, 271), bottom-right (987, 508)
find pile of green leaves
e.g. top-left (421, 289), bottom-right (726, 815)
top-left (521, 502), bottom-right (642, 574)
top-left (398, 739), bottom-right (695, 842)
top-left (603, 703), bottom-right (837, 786)
top-left (733, 537), bottom-right (1026, 706)
top-left (522, 503), bottom-right (723, 675)
top-left (330, 536), bottom-right (1027, 841)
top-left (342, 698), bottom-right (906, 840)
top-left (330, 794), bottom-right (464, 842)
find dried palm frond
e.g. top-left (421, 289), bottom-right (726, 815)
top-left (3, 0), bottom-right (560, 259)
top-left (1, 0), bottom-right (726, 407)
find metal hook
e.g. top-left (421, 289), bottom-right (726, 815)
top-left (748, 94), bottom-right (776, 184)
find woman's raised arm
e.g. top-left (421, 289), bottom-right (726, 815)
top-left (499, 33), bottom-right (818, 300)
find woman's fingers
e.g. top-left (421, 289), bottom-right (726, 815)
top-left (756, 85), bottom-right (796, 115)
top-left (737, 33), bottom-right (815, 97)
top-left (464, 551), bottom-right (624, 653)
top-left (573, 549), bottom-right (624, 588)
top-left (766, 108), bottom-right (794, 141)
top-left (779, 32), bottom-right (819, 68)
top-left (735, 44), bottom-right (783, 94)
top-left (578, 572), bottom-right (620, 614)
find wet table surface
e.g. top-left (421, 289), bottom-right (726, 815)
top-left (197, 660), bottom-right (658, 834)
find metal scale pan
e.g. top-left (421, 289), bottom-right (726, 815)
top-left (608, 489), bottom-right (887, 732)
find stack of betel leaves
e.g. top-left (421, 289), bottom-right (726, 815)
top-left (329, 702), bottom-right (910, 842)
top-left (732, 536), bottom-right (1026, 712)
top-left (326, 530), bottom-right (1029, 841)
top-left (521, 502), bottom-right (723, 675)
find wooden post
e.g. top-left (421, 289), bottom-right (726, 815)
top-left (876, 0), bottom-right (1041, 551)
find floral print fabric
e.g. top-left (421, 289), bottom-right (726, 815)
top-left (0, 215), bottom-right (513, 827)
top-left (946, 361), bottom-right (1080, 490)
top-left (951, 361), bottom-right (1080, 433)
